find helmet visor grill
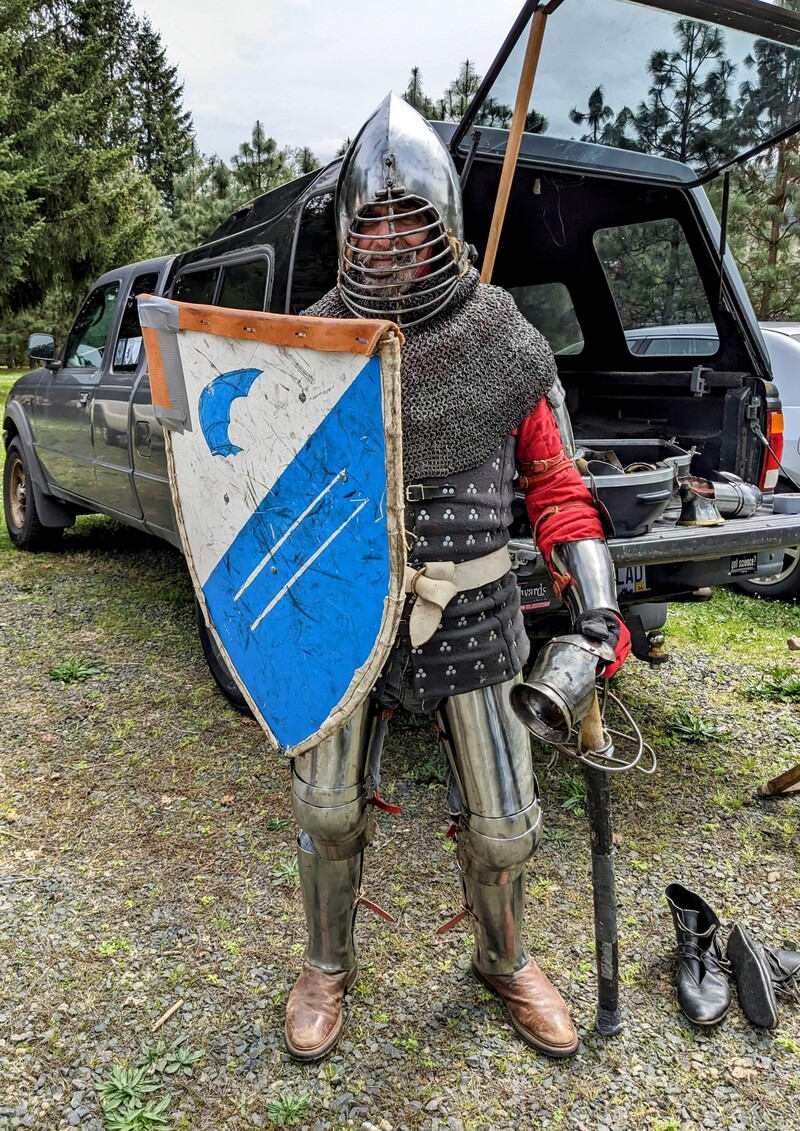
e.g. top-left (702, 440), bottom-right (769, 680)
top-left (339, 191), bottom-right (462, 326)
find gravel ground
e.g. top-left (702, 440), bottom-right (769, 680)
top-left (1, 518), bottom-right (800, 1131)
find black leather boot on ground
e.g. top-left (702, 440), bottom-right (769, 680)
top-left (665, 883), bottom-right (731, 1025)
top-left (727, 923), bottom-right (800, 1028)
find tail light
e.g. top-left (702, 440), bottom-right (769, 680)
top-left (759, 409), bottom-right (784, 492)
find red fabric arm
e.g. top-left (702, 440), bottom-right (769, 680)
top-left (516, 398), bottom-right (605, 568)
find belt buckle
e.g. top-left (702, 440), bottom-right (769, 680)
top-left (406, 484), bottom-right (424, 502)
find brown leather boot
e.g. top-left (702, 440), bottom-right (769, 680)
top-left (474, 959), bottom-right (579, 1058)
top-left (285, 962), bottom-right (358, 1061)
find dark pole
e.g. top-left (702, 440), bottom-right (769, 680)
top-left (583, 764), bottom-right (623, 1035)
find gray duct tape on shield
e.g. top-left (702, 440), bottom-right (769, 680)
top-left (137, 295), bottom-right (192, 432)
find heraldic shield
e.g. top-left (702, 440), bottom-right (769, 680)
top-left (138, 296), bottom-right (405, 757)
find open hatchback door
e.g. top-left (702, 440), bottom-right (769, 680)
top-left (451, 0), bottom-right (800, 183)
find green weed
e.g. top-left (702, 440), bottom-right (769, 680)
top-left (96, 1065), bottom-right (170, 1131)
top-left (668, 709), bottom-right (731, 743)
top-left (49, 655), bottom-right (106, 683)
top-left (411, 756), bottom-right (448, 785)
top-left (745, 666), bottom-right (800, 703)
top-left (560, 774), bottom-right (587, 815)
top-left (138, 1034), bottom-right (205, 1076)
top-left (266, 1090), bottom-right (311, 1126)
top-left (271, 854), bottom-right (299, 887)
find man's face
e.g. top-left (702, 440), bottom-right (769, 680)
top-left (350, 204), bottom-right (434, 290)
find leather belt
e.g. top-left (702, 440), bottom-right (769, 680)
top-left (403, 545), bottom-right (512, 647)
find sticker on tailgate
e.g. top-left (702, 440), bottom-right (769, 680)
top-left (729, 553), bottom-right (757, 576)
top-left (518, 579), bottom-right (555, 611)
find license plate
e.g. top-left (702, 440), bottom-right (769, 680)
top-left (518, 580), bottom-right (555, 611)
top-left (617, 565), bottom-right (648, 594)
top-left (729, 553), bottom-right (757, 576)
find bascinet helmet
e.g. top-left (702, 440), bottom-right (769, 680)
top-left (336, 93), bottom-right (470, 327)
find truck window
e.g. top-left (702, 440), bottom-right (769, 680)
top-left (593, 218), bottom-right (713, 351)
top-left (217, 258), bottom-right (270, 311)
top-left (112, 271), bottom-right (160, 372)
top-left (289, 192), bottom-right (338, 313)
top-left (507, 282), bottom-right (583, 355)
top-left (171, 266), bottom-right (219, 305)
top-left (64, 282), bottom-right (120, 369)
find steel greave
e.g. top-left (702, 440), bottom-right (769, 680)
top-left (298, 842), bottom-right (361, 974)
top-left (463, 871), bottom-right (529, 976)
top-left (439, 678), bottom-right (541, 974)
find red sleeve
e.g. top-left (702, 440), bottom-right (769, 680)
top-left (515, 398), bottom-right (605, 568)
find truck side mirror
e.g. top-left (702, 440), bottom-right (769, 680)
top-left (28, 333), bottom-right (56, 361)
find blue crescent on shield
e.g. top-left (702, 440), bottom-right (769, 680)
top-left (198, 367), bottom-right (263, 456)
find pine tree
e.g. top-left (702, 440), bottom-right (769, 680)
top-left (232, 121), bottom-right (294, 196)
top-left (130, 17), bottom-right (194, 212)
top-left (403, 67), bottom-right (441, 119)
top-left (569, 86), bottom-right (614, 143)
top-left (731, 0), bottom-right (800, 319)
top-left (161, 148), bottom-right (245, 252)
top-left (0, 0), bottom-right (162, 312)
top-left (624, 20), bottom-right (739, 169)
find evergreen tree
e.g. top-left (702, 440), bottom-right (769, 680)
top-left (161, 148), bottom-right (245, 252)
top-left (288, 146), bottom-right (321, 177)
top-left (624, 20), bottom-right (740, 169)
top-left (130, 16), bottom-right (194, 212)
top-left (569, 86), bottom-right (614, 143)
top-left (441, 59), bottom-right (481, 121)
top-left (730, 0), bottom-right (800, 319)
top-left (403, 66), bottom-right (441, 119)
top-left (232, 121), bottom-right (293, 195)
top-left (0, 0), bottom-right (161, 312)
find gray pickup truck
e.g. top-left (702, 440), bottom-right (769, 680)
top-left (6, 0), bottom-right (800, 705)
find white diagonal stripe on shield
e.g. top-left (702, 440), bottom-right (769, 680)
top-left (234, 469), bottom-right (347, 602)
top-left (249, 498), bottom-right (369, 632)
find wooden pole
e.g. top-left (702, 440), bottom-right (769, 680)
top-left (481, 7), bottom-right (548, 284)
top-left (757, 762), bottom-right (800, 798)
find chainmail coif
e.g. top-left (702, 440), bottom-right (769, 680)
top-left (305, 267), bottom-right (557, 481)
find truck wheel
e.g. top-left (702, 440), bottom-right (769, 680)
top-left (3, 438), bottom-right (64, 551)
top-left (194, 598), bottom-right (253, 715)
top-left (735, 547), bottom-right (800, 601)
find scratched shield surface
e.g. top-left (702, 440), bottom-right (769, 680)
top-left (138, 297), bottom-right (404, 756)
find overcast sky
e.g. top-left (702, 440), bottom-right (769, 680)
top-left (128, 0), bottom-right (525, 165)
top-left (128, 0), bottom-right (787, 169)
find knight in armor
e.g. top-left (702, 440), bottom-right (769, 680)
top-left (285, 94), bottom-right (630, 1061)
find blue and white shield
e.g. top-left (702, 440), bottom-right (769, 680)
top-left (138, 297), bottom-right (405, 756)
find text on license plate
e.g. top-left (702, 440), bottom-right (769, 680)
top-left (617, 565), bottom-right (647, 594)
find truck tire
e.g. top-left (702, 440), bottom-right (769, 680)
top-left (3, 438), bottom-right (65, 551)
top-left (194, 597), bottom-right (253, 715)
top-left (735, 547), bottom-right (800, 601)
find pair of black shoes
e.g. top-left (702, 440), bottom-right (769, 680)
top-left (665, 883), bottom-right (800, 1028)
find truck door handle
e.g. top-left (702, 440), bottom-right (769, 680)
top-left (135, 421), bottom-right (151, 454)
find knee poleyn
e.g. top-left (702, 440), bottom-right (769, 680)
top-left (456, 798), bottom-right (542, 883)
top-left (291, 773), bottom-right (374, 860)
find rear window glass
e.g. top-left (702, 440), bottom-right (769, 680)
top-left (172, 267), bottom-right (219, 305)
top-left (507, 282), bottom-right (583, 356)
top-left (113, 271), bottom-right (159, 372)
top-left (594, 218), bottom-right (713, 353)
top-left (639, 334), bottom-right (718, 356)
top-left (217, 259), bottom-right (269, 311)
